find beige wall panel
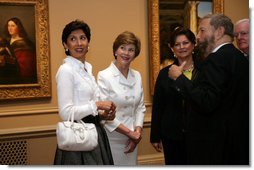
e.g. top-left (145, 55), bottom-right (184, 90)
top-left (28, 137), bottom-right (57, 165)
top-left (0, 112), bottom-right (59, 130)
top-left (224, 0), bottom-right (249, 23)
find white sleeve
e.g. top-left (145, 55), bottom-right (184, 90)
top-left (56, 66), bottom-right (98, 121)
top-left (97, 72), bottom-right (121, 132)
top-left (134, 82), bottom-right (146, 128)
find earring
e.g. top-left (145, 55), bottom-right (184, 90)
top-left (65, 48), bottom-right (68, 52)
top-left (115, 54), bottom-right (117, 56)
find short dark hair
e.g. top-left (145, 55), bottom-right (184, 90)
top-left (169, 27), bottom-right (196, 48)
top-left (62, 19), bottom-right (91, 55)
top-left (113, 31), bottom-right (141, 59)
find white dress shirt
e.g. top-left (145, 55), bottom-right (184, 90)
top-left (56, 56), bottom-right (99, 121)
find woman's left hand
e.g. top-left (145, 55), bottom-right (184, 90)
top-left (96, 101), bottom-right (116, 120)
top-left (96, 101), bottom-right (116, 111)
top-left (124, 139), bottom-right (137, 153)
top-left (99, 109), bottom-right (116, 120)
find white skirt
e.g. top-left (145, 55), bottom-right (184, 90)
top-left (106, 130), bottom-right (138, 165)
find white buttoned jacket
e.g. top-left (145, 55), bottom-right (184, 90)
top-left (97, 62), bottom-right (146, 132)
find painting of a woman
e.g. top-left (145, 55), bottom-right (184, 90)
top-left (4, 17), bottom-right (37, 84)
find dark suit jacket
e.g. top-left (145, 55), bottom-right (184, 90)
top-left (150, 59), bottom-right (200, 143)
top-left (174, 43), bottom-right (249, 164)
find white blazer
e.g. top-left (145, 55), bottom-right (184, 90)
top-left (97, 62), bottom-right (146, 132)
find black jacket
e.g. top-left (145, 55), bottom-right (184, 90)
top-left (174, 43), bottom-right (249, 164)
top-left (150, 58), bottom-right (200, 143)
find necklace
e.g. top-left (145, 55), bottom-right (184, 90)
top-left (183, 64), bottom-right (194, 72)
top-left (183, 64), bottom-right (193, 80)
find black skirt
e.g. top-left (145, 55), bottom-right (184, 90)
top-left (54, 115), bottom-right (114, 165)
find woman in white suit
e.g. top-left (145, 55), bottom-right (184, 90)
top-left (97, 31), bottom-right (146, 165)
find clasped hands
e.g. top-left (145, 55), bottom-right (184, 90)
top-left (125, 128), bottom-right (142, 153)
top-left (96, 101), bottom-right (116, 120)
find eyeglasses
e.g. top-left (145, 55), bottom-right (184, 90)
top-left (234, 31), bottom-right (249, 38)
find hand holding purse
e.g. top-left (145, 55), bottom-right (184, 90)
top-left (56, 112), bottom-right (98, 151)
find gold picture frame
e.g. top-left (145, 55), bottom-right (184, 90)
top-left (0, 0), bottom-right (51, 100)
top-left (148, 0), bottom-right (224, 95)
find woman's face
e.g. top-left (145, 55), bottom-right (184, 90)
top-left (171, 34), bottom-right (194, 60)
top-left (63, 29), bottom-right (89, 62)
top-left (8, 21), bottom-right (19, 36)
top-left (115, 44), bottom-right (136, 67)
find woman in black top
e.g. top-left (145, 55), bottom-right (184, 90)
top-left (150, 27), bottom-right (199, 165)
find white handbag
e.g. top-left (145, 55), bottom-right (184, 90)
top-left (56, 112), bottom-right (98, 151)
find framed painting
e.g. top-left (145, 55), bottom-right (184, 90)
top-left (0, 0), bottom-right (51, 100)
top-left (148, 0), bottom-right (224, 95)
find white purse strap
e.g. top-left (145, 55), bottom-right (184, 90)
top-left (64, 112), bottom-right (83, 128)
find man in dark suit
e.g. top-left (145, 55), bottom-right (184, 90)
top-left (168, 14), bottom-right (249, 165)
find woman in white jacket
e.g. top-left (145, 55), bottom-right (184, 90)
top-left (97, 31), bottom-right (146, 165)
top-left (54, 20), bottom-right (116, 165)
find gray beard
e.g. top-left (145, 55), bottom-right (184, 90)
top-left (198, 36), bottom-right (215, 58)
